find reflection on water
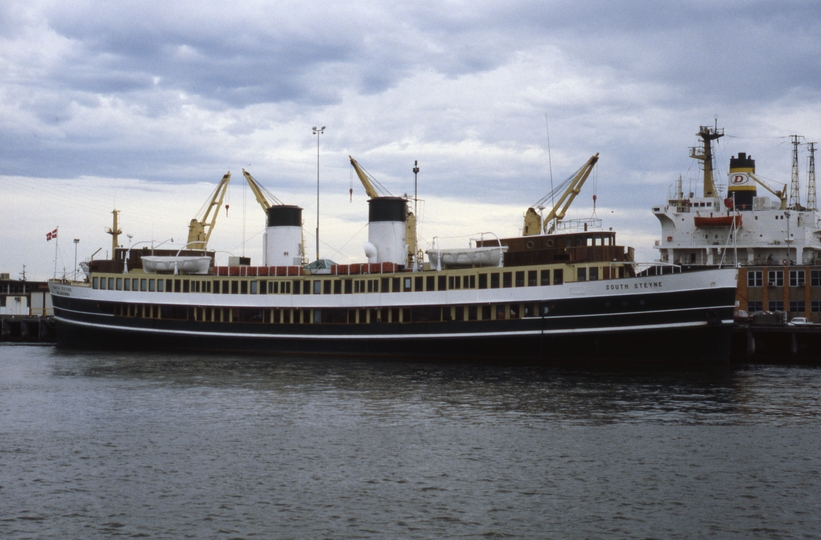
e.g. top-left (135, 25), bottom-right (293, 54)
top-left (46, 348), bottom-right (819, 426)
top-left (2, 345), bottom-right (820, 539)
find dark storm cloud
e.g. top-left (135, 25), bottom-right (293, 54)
top-left (1, 0), bottom-right (819, 183)
top-left (35, 2), bottom-right (400, 107)
top-left (32, 1), bottom-right (533, 107)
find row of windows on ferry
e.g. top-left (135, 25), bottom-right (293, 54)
top-left (92, 266), bottom-right (626, 294)
top-left (747, 301), bottom-right (821, 313)
top-left (108, 303), bottom-right (553, 323)
top-left (746, 269), bottom-right (821, 288)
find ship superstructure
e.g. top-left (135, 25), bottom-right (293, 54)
top-left (654, 125), bottom-right (821, 319)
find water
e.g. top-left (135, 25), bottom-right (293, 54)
top-left (2, 345), bottom-right (820, 539)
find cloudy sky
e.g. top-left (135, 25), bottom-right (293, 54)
top-left (2, 0), bottom-right (820, 280)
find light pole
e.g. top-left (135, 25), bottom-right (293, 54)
top-left (313, 125), bottom-right (325, 261)
top-left (73, 238), bottom-right (79, 280)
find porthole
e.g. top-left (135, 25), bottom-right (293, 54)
top-left (526, 240), bottom-right (534, 249)
top-left (546, 239), bottom-right (555, 248)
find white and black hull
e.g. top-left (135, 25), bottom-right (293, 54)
top-left (50, 269), bottom-right (737, 363)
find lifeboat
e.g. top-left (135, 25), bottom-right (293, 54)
top-left (426, 246), bottom-right (507, 269)
top-left (693, 215), bottom-right (742, 228)
top-left (141, 256), bottom-right (212, 275)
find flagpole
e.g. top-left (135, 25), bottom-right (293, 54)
top-left (53, 226), bottom-right (59, 279)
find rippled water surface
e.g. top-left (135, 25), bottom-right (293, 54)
top-left (2, 345), bottom-right (820, 538)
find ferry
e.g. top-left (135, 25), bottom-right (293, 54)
top-left (654, 125), bottom-right (820, 322)
top-left (49, 156), bottom-right (738, 362)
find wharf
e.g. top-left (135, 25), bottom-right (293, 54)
top-left (0, 316), bottom-right (55, 343)
top-left (732, 324), bottom-right (821, 363)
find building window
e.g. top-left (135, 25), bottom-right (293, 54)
top-left (812, 270), bottom-right (821, 286)
top-left (748, 301), bottom-right (763, 312)
top-left (812, 301), bottom-right (821, 313)
top-left (789, 301), bottom-right (805, 313)
top-left (789, 270), bottom-right (806, 287)
top-left (767, 270), bottom-right (783, 287)
top-left (768, 301), bottom-right (784, 311)
top-left (747, 270), bottom-right (762, 287)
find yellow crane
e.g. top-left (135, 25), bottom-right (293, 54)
top-left (350, 156), bottom-right (418, 267)
top-left (187, 171), bottom-right (231, 250)
top-left (748, 172), bottom-right (787, 210)
top-left (242, 168), bottom-right (284, 212)
top-left (350, 156), bottom-right (392, 198)
top-left (523, 153), bottom-right (599, 236)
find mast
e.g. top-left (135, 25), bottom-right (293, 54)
top-left (790, 134), bottom-right (802, 210)
top-left (690, 125), bottom-right (724, 198)
top-left (412, 160), bottom-right (419, 269)
top-left (676, 174), bottom-right (683, 210)
top-left (105, 209), bottom-right (122, 256)
top-left (807, 142), bottom-right (817, 211)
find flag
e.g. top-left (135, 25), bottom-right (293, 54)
top-left (46, 228), bottom-right (58, 241)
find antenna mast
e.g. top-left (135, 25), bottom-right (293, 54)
top-left (412, 160), bottom-right (420, 270)
top-left (690, 125), bottom-right (724, 198)
top-left (105, 209), bottom-right (122, 256)
top-left (790, 135), bottom-right (802, 209)
top-left (808, 142), bottom-right (817, 211)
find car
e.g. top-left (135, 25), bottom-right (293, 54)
top-left (788, 317), bottom-right (813, 326)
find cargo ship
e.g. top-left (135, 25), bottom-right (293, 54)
top-left (49, 155), bottom-right (737, 362)
top-left (653, 125), bottom-right (820, 321)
